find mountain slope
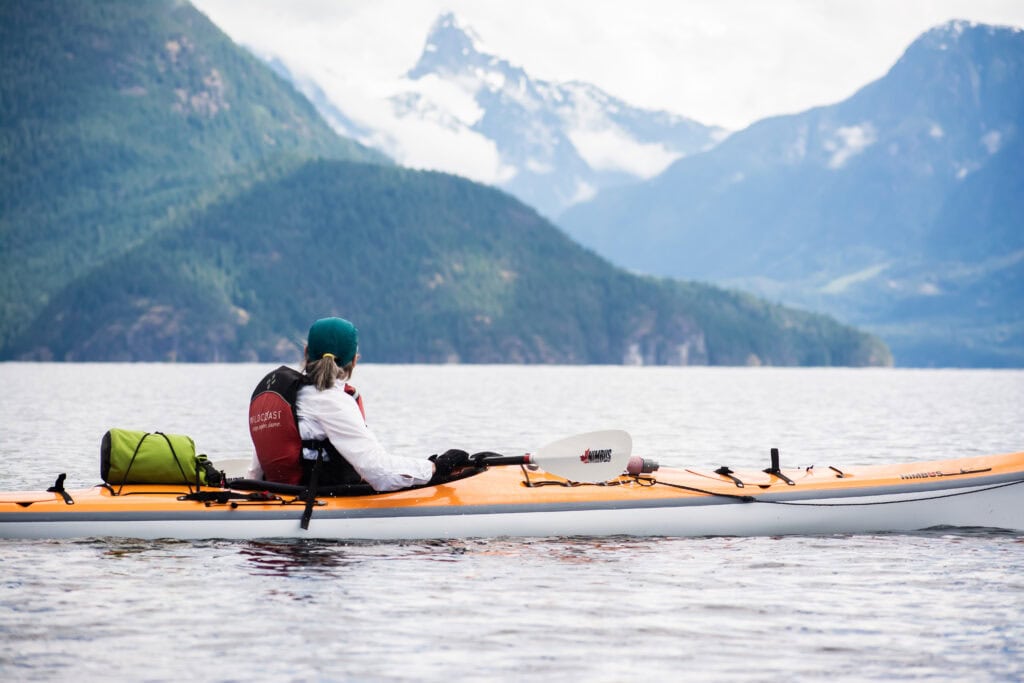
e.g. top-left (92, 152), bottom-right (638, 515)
top-left (273, 13), bottom-right (724, 220)
top-left (0, 0), bottom-right (386, 349)
top-left (560, 21), bottom-right (1024, 366)
top-left (5, 160), bottom-right (890, 366)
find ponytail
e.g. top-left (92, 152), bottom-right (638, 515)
top-left (303, 356), bottom-right (355, 391)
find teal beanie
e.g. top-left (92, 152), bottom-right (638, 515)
top-left (307, 317), bottom-right (359, 365)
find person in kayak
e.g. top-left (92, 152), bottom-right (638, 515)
top-left (247, 317), bottom-right (469, 491)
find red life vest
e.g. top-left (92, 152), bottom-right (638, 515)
top-left (248, 366), bottom-right (366, 485)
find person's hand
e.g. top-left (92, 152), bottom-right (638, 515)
top-left (428, 449), bottom-right (471, 484)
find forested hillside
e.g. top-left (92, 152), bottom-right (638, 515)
top-left (5, 160), bottom-right (889, 365)
top-left (0, 0), bottom-right (385, 349)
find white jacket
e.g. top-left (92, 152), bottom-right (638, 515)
top-left (247, 382), bottom-right (434, 492)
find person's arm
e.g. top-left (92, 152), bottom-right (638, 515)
top-left (299, 386), bottom-right (434, 492)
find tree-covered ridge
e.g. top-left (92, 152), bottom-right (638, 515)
top-left (7, 160), bottom-right (891, 366)
top-left (0, 0), bottom-right (386, 348)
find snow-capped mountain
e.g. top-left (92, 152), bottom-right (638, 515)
top-left (561, 20), bottom-right (1024, 366)
top-left (270, 13), bottom-right (724, 219)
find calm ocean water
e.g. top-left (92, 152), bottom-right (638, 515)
top-left (1, 363), bottom-right (1023, 681)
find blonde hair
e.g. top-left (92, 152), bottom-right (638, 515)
top-left (303, 355), bottom-right (354, 391)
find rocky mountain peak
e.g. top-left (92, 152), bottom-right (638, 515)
top-left (892, 18), bottom-right (1023, 75)
top-left (408, 12), bottom-right (491, 79)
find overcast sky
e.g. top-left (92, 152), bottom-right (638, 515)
top-left (192, 0), bottom-right (1024, 130)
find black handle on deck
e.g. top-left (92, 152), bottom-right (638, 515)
top-left (469, 452), bottom-right (526, 467)
top-left (764, 447), bottom-right (795, 485)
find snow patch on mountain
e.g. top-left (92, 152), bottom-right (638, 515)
top-left (571, 180), bottom-right (597, 205)
top-left (821, 262), bottom-right (891, 294)
top-left (825, 123), bottom-right (877, 169)
top-left (981, 129), bottom-right (1003, 154)
top-left (787, 125), bottom-right (809, 163)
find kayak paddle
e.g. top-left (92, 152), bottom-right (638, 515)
top-left (475, 429), bottom-right (634, 482)
top-left (215, 430), bottom-right (636, 484)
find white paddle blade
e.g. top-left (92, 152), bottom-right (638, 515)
top-left (534, 430), bottom-right (633, 482)
top-left (214, 458), bottom-right (252, 479)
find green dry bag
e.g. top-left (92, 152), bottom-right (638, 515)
top-left (101, 429), bottom-right (214, 487)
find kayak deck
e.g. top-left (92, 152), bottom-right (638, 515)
top-left (1, 450), bottom-right (1022, 539)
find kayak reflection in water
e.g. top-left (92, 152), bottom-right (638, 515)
top-left (246, 317), bottom-right (470, 491)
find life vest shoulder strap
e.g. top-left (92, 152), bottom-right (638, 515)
top-left (344, 383), bottom-right (366, 422)
top-left (251, 366), bottom-right (309, 411)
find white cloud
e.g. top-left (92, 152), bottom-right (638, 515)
top-left (374, 116), bottom-right (517, 185)
top-left (400, 74), bottom-right (485, 127)
top-left (568, 127), bottom-right (681, 177)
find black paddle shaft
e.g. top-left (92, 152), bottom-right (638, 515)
top-left (470, 452), bottom-right (529, 467)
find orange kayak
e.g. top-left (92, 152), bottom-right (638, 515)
top-left (1, 450), bottom-right (1022, 540)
